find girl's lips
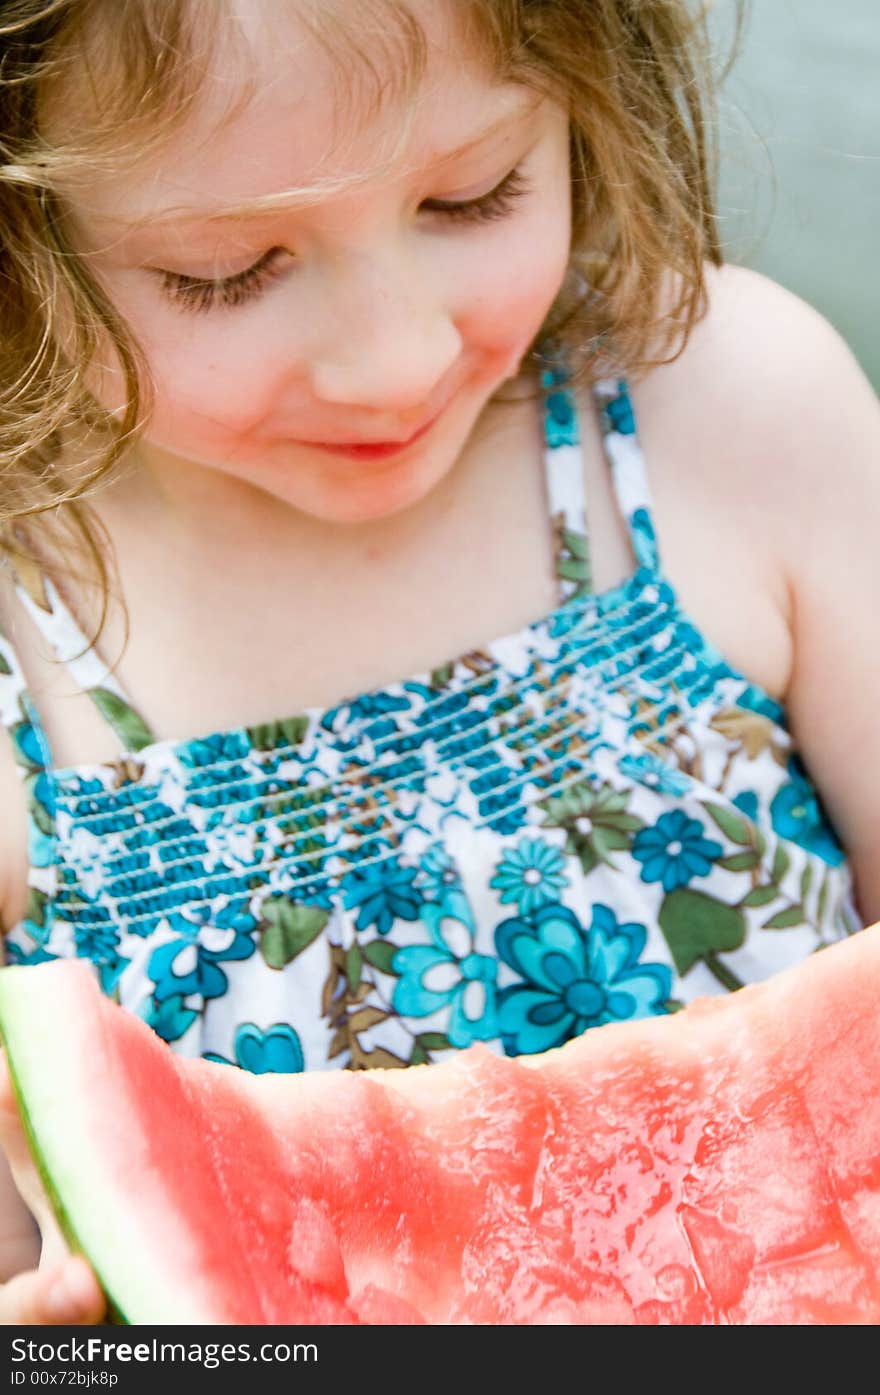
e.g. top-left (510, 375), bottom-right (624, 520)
top-left (301, 406), bottom-right (445, 460)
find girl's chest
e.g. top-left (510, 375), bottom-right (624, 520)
top-left (0, 381), bottom-right (793, 933)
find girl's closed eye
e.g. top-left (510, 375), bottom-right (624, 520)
top-left (154, 164), bottom-right (533, 315)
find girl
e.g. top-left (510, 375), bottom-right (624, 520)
top-left (0, 0), bottom-right (878, 1325)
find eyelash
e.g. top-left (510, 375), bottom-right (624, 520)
top-left (156, 165), bottom-right (532, 315)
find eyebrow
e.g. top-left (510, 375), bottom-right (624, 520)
top-left (104, 93), bottom-right (544, 240)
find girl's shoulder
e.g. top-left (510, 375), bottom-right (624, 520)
top-left (632, 260), bottom-right (877, 575)
top-left (653, 262), bottom-right (880, 916)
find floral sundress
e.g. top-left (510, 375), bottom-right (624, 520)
top-left (0, 351), bottom-right (862, 1074)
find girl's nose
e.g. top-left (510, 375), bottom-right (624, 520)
top-left (307, 254), bottom-right (463, 412)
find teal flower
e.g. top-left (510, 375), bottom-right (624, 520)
top-left (604, 385), bottom-right (635, 435)
top-left (178, 731), bottom-right (250, 768)
top-left (490, 837), bottom-right (569, 916)
top-left (495, 902), bottom-right (670, 1056)
top-left (632, 809), bottom-right (723, 892)
top-left (770, 760), bottom-right (845, 867)
top-left (736, 684), bottom-right (784, 724)
top-left (419, 843), bottom-right (463, 900)
top-left (73, 917), bottom-right (120, 962)
top-left (392, 892), bottom-right (497, 1048)
top-left (203, 1024), bottom-right (304, 1073)
top-left (630, 507), bottom-right (658, 571)
top-left (322, 688), bottom-right (414, 740)
top-left (140, 992), bottom-right (199, 1044)
top-left (4, 943), bottom-right (56, 967)
top-left (544, 386), bottom-right (579, 448)
top-left (28, 819), bottom-right (55, 870)
top-left (148, 909), bottom-right (256, 1003)
top-left (618, 752), bottom-right (691, 797)
top-left (733, 790), bottom-right (760, 822)
top-left (72, 919), bottom-right (127, 995)
top-left (341, 856), bottom-right (422, 935)
top-left (11, 710), bottom-right (46, 772)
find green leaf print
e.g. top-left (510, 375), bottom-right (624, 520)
top-left (701, 802), bottom-right (756, 848)
top-left (24, 772), bottom-right (53, 837)
top-left (346, 943), bottom-right (363, 992)
top-left (800, 862), bottom-right (814, 906)
top-left (718, 850), bottom-right (762, 874)
top-left (658, 888), bottom-right (746, 990)
top-left (562, 528), bottom-right (589, 561)
top-left (247, 716), bottom-right (309, 752)
top-left (362, 939), bottom-right (398, 974)
top-left (259, 898), bottom-right (329, 969)
top-left (90, 687), bottom-right (155, 753)
top-left (430, 662), bottom-right (455, 689)
top-left (762, 906), bottom-right (806, 931)
top-left (26, 886), bottom-right (47, 930)
top-left (739, 884), bottom-right (780, 909)
top-left (771, 843), bottom-right (790, 886)
top-left (540, 782), bottom-right (644, 876)
top-left (817, 871), bottom-right (830, 927)
top-left (556, 527), bottom-right (592, 595)
top-left (408, 1031), bottom-right (451, 1065)
top-left (0, 651), bottom-right (11, 677)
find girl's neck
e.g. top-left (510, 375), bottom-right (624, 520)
top-left (92, 380), bottom-right (537, 574)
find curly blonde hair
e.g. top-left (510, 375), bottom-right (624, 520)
top-left (0, 0), bottom-right (743, 646)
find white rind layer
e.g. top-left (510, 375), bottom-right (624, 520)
top-left (0, 961), bottom-right (234, 1324)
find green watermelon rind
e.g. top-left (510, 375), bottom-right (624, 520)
top-left (0, 1015), bottom-right (129, 1325)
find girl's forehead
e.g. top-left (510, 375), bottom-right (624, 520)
top-left (71, 2), bottom-right (541, 239)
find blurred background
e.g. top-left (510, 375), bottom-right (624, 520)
top-left (709, 0), bottom-right (879, 390)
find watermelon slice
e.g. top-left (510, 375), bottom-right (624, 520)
top-left (1, 927), bottom-right (880, 1325)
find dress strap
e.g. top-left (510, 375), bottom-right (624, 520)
top-left (1, 558), bottom-right (157, 757)
top-left (593, 377), bottom-right (661, 573)
top-left (0, 618), bottom-right (52, 770)
top-left (539, 355), bottom-right (593, 604)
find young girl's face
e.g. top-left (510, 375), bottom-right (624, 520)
top-left (66, 1), bottom-right (573, 525)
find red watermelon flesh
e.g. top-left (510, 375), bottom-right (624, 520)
top-left (1, 926), bottom-right (880, 1324)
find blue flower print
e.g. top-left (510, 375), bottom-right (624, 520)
top-left (322, 689), bottom-right (415, 744)
top-left (736, 684), bottom-right (785, 725)
top-left (495, 902), bottom-right (670, 1056)
top-left (178, 731), bottom-right (250, 769)
top-left (204, 1023), bottom-right (305, 1074)
top-left (419, 843), bottom-right (463, 901)
top-left (70, 916), bottom-right (128, 995)
top-left (392, 892), bottom-right (498, 1048)
top-left (770, 760), bottom-right (845, 868)
top-left (4, 942), bottom-right (56, 968)
top-left (212, 898), bottom-right (259, 936)
top-left (147, 908), bottom-right (256, 1003)
top-left (632, 809), bottom-right (723, 892)
top-left (341, 856), bottom-right (421, 935)
top-left (140, 992), bottom-right (199, 1044)
top-left (73, 917), bottom-right (121, 965)
top-left (27, 818), bottom-right (55, 871)
top-left (630, 507), bottom-right (658, 571)
top-left (489, 837), bottom-right (569, 917)
top-left (733, 790), bottom-right (760, 823)
top-left (544, 387), bottom-right (579, 449)
top-left (604, 384), bottom-right (635, 435)
top-left (618, 753), bottom-right (691, 798)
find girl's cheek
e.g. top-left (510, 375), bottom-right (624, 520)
top-left (456, 222), bottom-right (572, 352)
top-left (152, 350), bottom-right (285, 438)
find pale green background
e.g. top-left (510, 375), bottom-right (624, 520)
top-left (710, 0), bottom-right (879, 389)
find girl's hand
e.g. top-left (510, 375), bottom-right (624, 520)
top-left (0, 1051), bottom-right (105, 1324)
top-left (0, 1254), bottom-right (104, 1325)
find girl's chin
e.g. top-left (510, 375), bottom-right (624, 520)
top-left (296, 455), bottom-right (451, 525)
